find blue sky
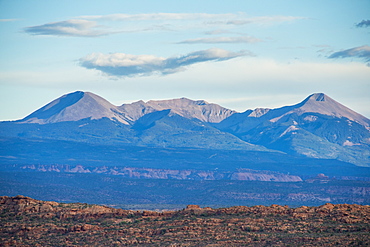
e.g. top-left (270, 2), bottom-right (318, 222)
top-left (1, 0), bottom-right (369, 120)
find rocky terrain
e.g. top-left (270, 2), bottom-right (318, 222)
top-left (1, 195), bottom-right (369, 246)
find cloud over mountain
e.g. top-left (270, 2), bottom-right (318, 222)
top-left (79, 48), bottom-right (250, 77)
top-left (328, 45), bottom-right (370, 65)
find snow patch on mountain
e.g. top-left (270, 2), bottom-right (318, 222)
top-left (304, 115), bottom-right (318, 122)
top-left (248, 108), bottom-right (270, 118)
top-left (279, 125), bottom-right (299, 138)
top-left (343, 140), bottom-right (361, 146)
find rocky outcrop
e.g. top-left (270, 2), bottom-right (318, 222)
top-left (1, 196), bottom-right (370, 246)
top-left (185, 204), bottom-right (202, 210)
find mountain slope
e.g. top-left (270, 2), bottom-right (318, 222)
top-left (269, 93), bottom-right (370, 127)
top-left (132, 109), bottom-right (267, 150)
top-left (219, 93), bottom-right (370, 132)
top-left (117, 97), bottom-right (236, 124)
top-left (217, 93), bottom-right (370, 166)
top-left (19, 91), bottom-right (132, 125)
top-left (145, 98), bottom-right (236, 123)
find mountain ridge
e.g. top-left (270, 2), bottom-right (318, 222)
top-left (18, 91), bottom-right (237, 125)
top-left (16, 91), bottom-right (370, 128)
top-left (2, 91), bottom-right (370, 166)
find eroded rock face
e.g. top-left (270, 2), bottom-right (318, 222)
top-left (1, 196), bottom-right (370, 246)
top-left (185, 205), bottom-right (201, 210)
top-left (20, 164), bottom-right (303, 182)
top-left (0, 195), bottom-right (129, 219)
top-left (0, 195), bottom-right (59, 214)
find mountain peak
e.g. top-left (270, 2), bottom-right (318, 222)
top-left (145, 98), bottom-right (235, 123)
top-left (299, 93), bottom-right (350, 115)
top-left (20, 91), bottom-right (131, 124)
top-left (248, 108), bottom-right (270, 118)
top-left (147, 97), bottom-right (209, 107)
top-left (21, 91), bottom-right (85, 123)
top-left (268, 93), bottom-right (370, 127)
top-left (307, 93), bottom-right (326, 101)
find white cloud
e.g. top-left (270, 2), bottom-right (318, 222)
top-left (159, 57), bottom-right (370, 114)
top-left (0, 19), bottom-right (20, 22)
top-left (204, 29), bottom-right (231, 35)
top-left (2, 57), bottom-right (369, 119)
top-left (79, 48), bottom-right (250, 77)
top-left (329, 45), bottom-right (370, 65)
top-left (24, 19), bottom-right (115, 37)
top-left (225, 16), bottom-right (305, 26)
top-left (24, 13), bottom-right (305, 37)
top-left (177, 36), bottom-right (262, 44)
top-left (82, 53), bottom-right (166, 67)
top-left (80, 13), bottom-right (237, 21)
top-left (81, 13), bottom-right (305, 24)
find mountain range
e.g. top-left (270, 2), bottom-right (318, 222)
top-left (1, 91), bottom-right (369, 167)
top-left (1, 91), bottom-right (370, 206)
